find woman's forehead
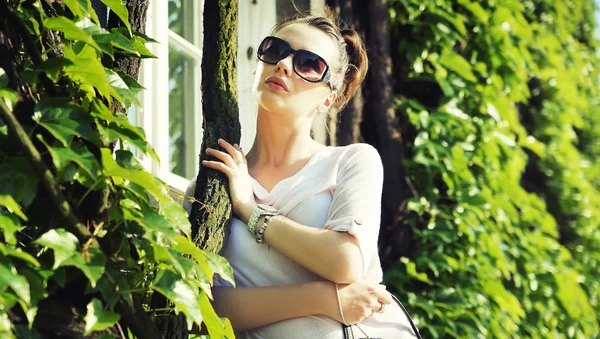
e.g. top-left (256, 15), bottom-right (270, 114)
top-left (274, 23), bottom-right (340, 66)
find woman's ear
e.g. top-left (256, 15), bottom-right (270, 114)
top-left (322, 91), bottom-right (338, 110)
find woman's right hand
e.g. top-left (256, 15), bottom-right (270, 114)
top-left (327, 280), bottom-right (393, 325)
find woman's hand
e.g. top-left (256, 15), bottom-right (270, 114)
top-left (202, 139), bottom-right (256, 222)
top-left (327, 280), bottom-right (393, 325)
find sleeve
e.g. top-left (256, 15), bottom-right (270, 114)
top-left (323, 144), bottom-right (384, 277)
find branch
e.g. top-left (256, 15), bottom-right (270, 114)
top-left (0, 99), bottom-right (163, 339)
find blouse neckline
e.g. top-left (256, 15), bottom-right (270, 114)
top-left (250, 146), bottom-right (333, 196)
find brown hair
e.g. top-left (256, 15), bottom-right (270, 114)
top-left (271, 7), bottom-right (368, 111)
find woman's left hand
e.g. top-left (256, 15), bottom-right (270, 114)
top-left (202, 138), bottom-right (256, 222)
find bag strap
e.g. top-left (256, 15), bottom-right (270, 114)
top-left (341, 295), bottom-right (423, 339)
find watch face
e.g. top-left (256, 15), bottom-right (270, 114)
top-left (258, 203), bottom-right (278, 213)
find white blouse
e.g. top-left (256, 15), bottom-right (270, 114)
top-left (185, 143), bottom-right (418, 339)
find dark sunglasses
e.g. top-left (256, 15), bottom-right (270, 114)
top-left (257, 36), bottom-right (333, 89)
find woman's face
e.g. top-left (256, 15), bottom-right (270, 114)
top-left (252, 23), bottom-right (339, 119)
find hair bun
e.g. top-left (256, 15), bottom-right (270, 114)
top-left (340, 29), bottom-right (368, 108)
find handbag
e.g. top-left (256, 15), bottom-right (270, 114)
top-left (342, 295), bottom-right (423, 339)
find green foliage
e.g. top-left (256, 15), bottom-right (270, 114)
top-left (0, 1), bottom-right (232, 337)
top-left (385, 0), bottom-right (600, 337)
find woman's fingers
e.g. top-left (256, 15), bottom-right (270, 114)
top-left (206, 148), bottom-right (236, 167)
top-left (218, 138), bottom-right (244, 164)
top-left (201, 160), bottom-right (233, 176)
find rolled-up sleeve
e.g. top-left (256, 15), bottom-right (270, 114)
top-left (323, 144), bottom-right (384, 277)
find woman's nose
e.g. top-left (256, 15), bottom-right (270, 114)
top-left (276, 54), bottom-right (294, 77)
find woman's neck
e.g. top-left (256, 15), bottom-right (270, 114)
top-left (247, 107), bottom-right (323, 169)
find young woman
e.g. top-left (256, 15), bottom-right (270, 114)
top-left (185, 9), bottom-right (419, 339)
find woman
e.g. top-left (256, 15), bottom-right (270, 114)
top-left (185, 9), bottom-right (419, 339)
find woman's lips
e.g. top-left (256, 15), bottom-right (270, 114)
top-left (266, 81), bottom-right (288, 92)
top-left (265, 76), bottom-right (289, 92)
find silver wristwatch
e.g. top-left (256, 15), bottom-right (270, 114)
top-left (247, 204), bottom-right (278, 235)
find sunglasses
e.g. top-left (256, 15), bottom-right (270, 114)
top-left (257, 36), bottom-right (333, 89)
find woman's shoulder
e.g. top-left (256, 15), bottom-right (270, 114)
top-left (331, 143), bottom-right (382, 166)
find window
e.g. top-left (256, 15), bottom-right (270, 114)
top-left (136, 0), bottom-right (325, 192)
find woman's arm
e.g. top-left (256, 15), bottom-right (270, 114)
top-left (238, 204), bottom-right (363, 284)
top-left (212, 281), bottom-right (333, 331)
top-left (212, 280), bottom-right (393, 332)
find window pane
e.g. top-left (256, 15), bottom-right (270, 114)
top-left (168, 0), bottom-right (195, 42)
top-left (277, 0), bottom-right (310, 21)
top-left (168, 46), bottom-right (196, 177)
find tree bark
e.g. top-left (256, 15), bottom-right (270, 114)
top-left (327, 0), bottom-right (364, 146)
top-left (190, 0), bottom-right (240, 254)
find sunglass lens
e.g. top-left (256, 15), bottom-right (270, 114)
top-left (294, 50), bottom-right (327, 81)
top-left (258, 37), bottom-right (289, 64)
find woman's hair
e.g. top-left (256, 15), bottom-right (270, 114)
top-left (271, 7), bottom-right (368, 111)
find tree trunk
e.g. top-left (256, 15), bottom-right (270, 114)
top-left (327, 0), bottom-right (364, 146)
top-left (327, 0), bottom-right (413, 268)
top-left (190, 0), bottom-right (240, 254)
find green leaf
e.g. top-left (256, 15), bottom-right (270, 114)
top-left (92, 99), bottom-right (158, 161)
top-left (42, 141), bottom-right (101, 181)
top-left (173, 236), bottom-right (213, 280)
top-left (0, 244), bottom-right (40, 268)
top-left (44, 17), bottom-right (101, 51)
top-left (0, 68), bottom-right (8, 87)
top-left (35, 229), bottom-right (79, 269)
top-left (62, 0), bottom-right (100, 24)
top-left (100, 0), bottom-right (131, 31)
top-left (62, 248), bottom-right (106, 287)
top-left (0, 195), bottom-right (27, 221)
top-left (0, 212), bottom-right (21, 245)
top-left (93, 32), bottom-right (139, 56)
top-left (0, 157), bottom-right (39, 208)
top-left (0, 258), bottom-right (31, 305)
top-left (439, 48), bottom-right (477, 82)
top-left (131, 36), bottom-right (157, 58)
top-left (63, 44), bottom-right (111, 98)
top-left (33, 99), bottom-right (99, 146)
top-left (205, 253), bottom-right (235, 288)
top-left (84, 298), bottom-right (120, 335)
top-left (163, 201), bottom-right (192, 237)
top-left (152, 269), bottom-right (203, 329)
top-left (105, 68), bottom-right (140, 107)
top-left (37, 58), bottom-right (74, 82)
top-left (199, 291), bottom-right (227, 339)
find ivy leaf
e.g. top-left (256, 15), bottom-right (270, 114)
top-left (205, 253), bottom-right (235, 288)
top-left (92, 99), bottom-right (158, 161)
top-left (62, 0), bottom-right (100, 24)
top-left (62, 249), bottom-right (106, 288)
top-left (152, 269), bottom-right (203, 330)
top-left (0, 257), bottom-right (31, 305)
top-left (0, 212), bottom-right (21, 245)
top-left (0, 244), bottom-right (40, 268)
top-left (84, 298), bottom-right (120, 336)
top-left (44, 17), bottom-right (101, 51)
top-left (0, 157), bottom-right (39, 208)
top-left (105, 68), bottom-right (140, 107)
top-left (100, 0), bottom-right (131, 32)
top-left (131, 36), bottom-right (157, 58)
top-left (199, 291), bottom-right (227, 339)
top-left (93, 32), bottom-right (139, 56)
top-left (173, 236), bottom-right (214, 281)
top-left (0, 194), bottom-right (27, 221)
top-left (42, 141), bottom-right (101, 181)
top-left (121, 199), bottom-right (177, 239)
top-left (63, 44), bottom-right (111, 98)
top-left (33, 98), bottom-right (99, 146)
top-left (163, 201), bottom-right (192, 237)
top-left (35, 229), bottom-right (79, 269)
top-left (37, 57), bottom-right (74, 82)
top-left (439, 48), bottom-right (477, 82)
